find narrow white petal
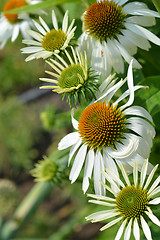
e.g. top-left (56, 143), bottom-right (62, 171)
top-left (86, 209), bottom-right (117, 221)
top-left (121, 60), bottom-right (134, 110)
top-left (133, 161), bottom-right (138, 187)
top-left (22, 39), bottom-right (41, 46)
top-left (145, 211), bottom-right (160, 226)
top-left (149, 197), bottom-right (160, 205)
top-left (148, 176), bottom-right (160, 195)
top-left (105, 168), bottom-right (125, 188)
top-left (115, 219), bottom-right (127, 240)
top-left (140, 216), bottom-right (152, 240)
top-left (148, 186), bottom-right (160, 198)
top-left (91, 211), bottom-right (120, 223)
top-left (94, 151), bottom-right (103, 195)
top-left (39, 17), bottom-right (50, 32)
top-left (82, 149), bottom-right (94, 193)
top-left (67, 19), bottom-right (75, 35)
top-left (87, 193), bottom-right (116, 202)
top-left (102, 172), bottom-right (120, 192)
top-left (21, 46), bottom-right (44, 53)
top-left (11, 25), bottom-right (19, 42)
top-left (33, 20), bottom-right (46, 35)
top-left (100, 216), bottom-right (123, 231)
top-left (69, 144), bottom-right (87, 183)
top-left (140, 159), bottom-right (148, 188)
top-left (124, 218), bottom-right (132, 240)
top-left (119, 163), bottom-right (131, 186)
top-left (125, 23), bottom-right (160, 46)
top-left (58, 132), bottom-right (80, 150)
top-left (71, 109), bottom-right (78, 130)
top-left (52, 10), bottom-right (58, 30)
top-left (27, 30), bottom-right (43, 41)
top-left (68, 139), bottom-right (82, 165)
top-left (62, 10), bottom-right (68, 33)
top-left (144, 164), bottom-right (159, 190)
top-left (133, 218), bottom-right (140, 240)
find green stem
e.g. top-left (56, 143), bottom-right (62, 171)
top-left (1, 182), bottom-right (52, 240)
top-left (152, 0), bottom-right (160, 14)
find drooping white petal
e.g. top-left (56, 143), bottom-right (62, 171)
top-left (82, 149), bottom-right (95, 193)
top-left (71, 109), bottom-right (78, 130)
top-left (125, 23), bottom-right (160, 46)
top-left (121, 29), bottom-right (151, 51)
top-left (58, 132), bottom-right (80, 150)
top-left (103, 148), bottom-right (119, 177)
top-left (140, 216), bottom-right (152, 240)
top-left (68, 139), bottom-right (82, 165)
top-left (69, 144), bottom-right (87, 183)
top-left (124, 218), bottom-right (132, 240)
top-left (11, 24), bottom-right (19, 42)
top-left (145, 211), bottom-right (160, 226)
top-left (133, 218), bottom-right (140, 240)
top-left (115, 219), bottom-right (127, 240)
top-left (126, 16), bottom-right (156, 27)
top-left (94, 151), bottom-right (104, 195)
top-left (123, 106), bottom-right (153, 123)
top-left (117, 33), bottom-right (138, 55)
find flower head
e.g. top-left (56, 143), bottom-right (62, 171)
top-left (21, 10), bottom-right (76, 61)
top-left (0, 0), bottom-right (42, 48)
top-left (79, 0), bottom-right (160, 79)
top-left (86, 159), bottom-right (160, 240)
top-left (40, 47), bottom-right (99, 107)
top-left (58, 61), bottom-right (155, 194)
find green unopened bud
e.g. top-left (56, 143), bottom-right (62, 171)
top-left (31, 157), bottom-right (58, 182)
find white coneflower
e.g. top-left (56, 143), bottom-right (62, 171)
top-left (58, 61), bottom-right (155, 195)
top-left (86, 159), bottom-right (160, 240)
top-left (39, 47), bottom-right (99, 107)
top-left (21, 10), bottom-right (76, 61)
top-left (78, 0), bottom-right (160, 79)
top-left (0, 0), bottom-right (42, 48)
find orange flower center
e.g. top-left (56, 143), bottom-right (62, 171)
top-left (78, 102), bottom-right (126, 150)
top-left (3, 0), bottom-right (27, 23)
top-left (84, 0), bottom-right (126, 42)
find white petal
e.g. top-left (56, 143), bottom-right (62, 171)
top-left (94, 151), bottom-right (103, 195)
top-left (121, 29), bottom-right (151, 51)
top-left (148, 176), bottom-right (160, 195)
top-left (140, 216), bottom-right (152, 240)
top-left (115, 219), bottom-right (127, 240)
top-left (11, 24), bottom-right (19, 42)
top-left (68, 139), bottom-right (82, 165)
top-left (100, 216), bottom-right (123, 231)
top-left (33, 20), bottom-right (46, 35)
top-left (133, 161), bottom-right (138, 187)
top-left (62, 10), bottom-right (68, 33)
top-left (133, 218), bottom-right (140, 240)
top-left (145, 211), bottom-right (160, 226)
top-left (27, 30), bottom-right (43, 41)
top-left (82, 149), bottom-right (95, 193)
top-left (69, 144), bottom-right (87, 183)
top-left (52, 10), bottom-right (58, 30)
top-left (117, 33), bottom-right (137, 55)
top-left (123, 106), bottom-right (153, 123)
top-left (121, 59), bottom-right (134, 110)
top-left (119, 163), bottom-right (131, 186)
top-left (149, 186), bottom-right (160, 198)
top-left (103, 148), bottom-right (119, 177)
top-left (22, 39), bottom-right (41, 46)
top-left (149, 197), bottom-right (160, 205)
top-left (71, 109), bottom-right (78, 130)
top-left (144, 164), bottom-right (159, 190)
top-left (125, 23), bottom-right (160, 46)
top-left (140, 159), bottom-right (148, 188)
top-left (39, 17), bottom-right (50, 32)
top-left (21, 46), bottom-right (44, 53)
top-left (58, 132), bottom-right (80, 150)
top-left (124, 218), bottom-right (132, 240)
top-left (123, 2), bottom-right (148, 13)
top-left (114, 39), bottom-right (141, 68)
top-left (127, 16), bottom-right (156, 27)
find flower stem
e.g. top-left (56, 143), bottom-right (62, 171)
top-left (152, 0), bottom-right (160, 14)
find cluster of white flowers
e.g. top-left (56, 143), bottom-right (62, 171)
top-left (1, 0), bottom-right (160, 239)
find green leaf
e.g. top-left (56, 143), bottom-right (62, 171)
top-left (3, 0), bottom-right (80, 14)
top-left (135, 75), bottom-right (160, 129)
